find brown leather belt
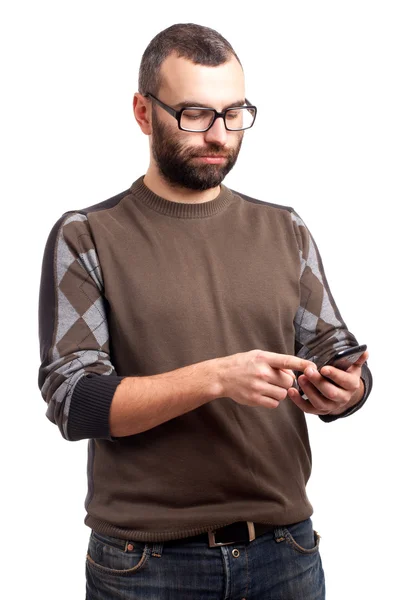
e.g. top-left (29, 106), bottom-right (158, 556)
top-left (166, 521), bottom-right (278, 548)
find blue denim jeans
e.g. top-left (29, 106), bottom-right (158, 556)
top-left (86, 517), bottom-right (325, 599)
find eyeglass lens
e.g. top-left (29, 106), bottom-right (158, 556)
top-left (180, 107), bottom-right (255, 131)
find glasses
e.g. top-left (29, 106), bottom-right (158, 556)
top-left (144, 93), bottom-right (257, 132)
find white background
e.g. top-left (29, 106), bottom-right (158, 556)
top-left (1, 1), bottom-right (399, 598)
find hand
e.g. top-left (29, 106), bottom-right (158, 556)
top-left (217, 349), bottom-right (316, 409)
top-left (287, 351), bottom-right (369, 416)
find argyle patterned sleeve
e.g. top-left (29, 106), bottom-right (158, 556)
top-left (38, 213), bottom-right (125, 441)
top-left (291, 212), bottom-right (372, 422)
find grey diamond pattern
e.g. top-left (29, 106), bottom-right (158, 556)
top-left (82, 298), bottom-right (109, 348)
top-left (292, 211), bottom-right (358, 363)
top-left (79, 249), bottom-right (104, 290)
top-left (57, 234), bottom-right (75, 285)
top-left (321, 288), bottom-right (342, 328)
top-left (41, 213), bottom-right (114, 439)
top-left (55, 289), bottom-right (80, 346)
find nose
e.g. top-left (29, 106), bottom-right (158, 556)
top-left (204, 115), bottom-right (228, 146)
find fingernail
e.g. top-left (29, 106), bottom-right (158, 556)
top-left (305, 367), bottom-right (317, 376)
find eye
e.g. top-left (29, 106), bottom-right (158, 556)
top-left (181, 109), bottom-right (215, 130)
top-left (185, 113), bottom-right (204, 120)
top-left (226, 111), bottom-right (240, 119)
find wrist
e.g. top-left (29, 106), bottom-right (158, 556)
top-left (207, 356), bottom-right (226, 399)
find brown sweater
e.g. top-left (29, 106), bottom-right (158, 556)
top-left (38, 176), bottom-right (372, 541)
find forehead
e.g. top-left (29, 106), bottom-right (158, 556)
top-left (158, 53), bottom-right (245, 107)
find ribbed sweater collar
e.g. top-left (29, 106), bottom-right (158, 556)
top-left (130, 176), bottom-right (234, 219)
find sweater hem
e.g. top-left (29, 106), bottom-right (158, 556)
top-left (84, 506), bottom-right (314, 542)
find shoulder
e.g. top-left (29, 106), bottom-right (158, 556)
top-left (46, 187), bottom-right (132, 241)
top-left (229, 187), bottom-right (296, 215)
top-left (228, 187), bottom-right (312, 252)
top-left (229, 188), bottom-right (308, 228)
top-left (231, 188), bottom-right (311, 225)
top-left (73, 188), bottom-right (132, 216)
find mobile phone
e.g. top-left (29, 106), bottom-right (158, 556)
top-left (297, 344), bottom-right (367, 397)
top-left (320, 344), bottom-right (367, 372)
top-left (319, 344), bottom-right (367, 386)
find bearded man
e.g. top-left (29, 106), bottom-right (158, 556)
top-left (38, 22), bottom-right (372, 600)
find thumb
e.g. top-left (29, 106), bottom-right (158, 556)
top-left (354, 350), bottom-right (369, 367)
top-left (349, 350), bottom-right (369, 373)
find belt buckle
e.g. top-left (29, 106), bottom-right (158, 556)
top-left (208, 521), bottom-right (256, 548)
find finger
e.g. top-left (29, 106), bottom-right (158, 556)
top-left (256, 397), bottom-right (281, 409)
top-left (259, 383), bottom-right (291, 403)
top-left (293, 379), bottom-right (341, 414)
top-left (353, 350), bottom-right (369, 367)
top-left (319, 365), bottom-right (360, 391)
top-left (301, 368), bottom-right (349, 401)
top-left (262, 351), bottom-right (316, 373)
top-left (266, 369), bottom-right (295, 389)
top-left (319, 350), bottom-right (368, 391)
top-left (288, 387), bottom-right (327, 415)
top-left (281, 368), bottom-right (296, 379)
top-left (320, 350), bottom-right (369, 382)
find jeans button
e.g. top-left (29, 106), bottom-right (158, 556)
top-left (232, 548), bottom-right (240, 558)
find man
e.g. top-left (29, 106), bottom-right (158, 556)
top-left (38, 23), bottom-right (372, 600)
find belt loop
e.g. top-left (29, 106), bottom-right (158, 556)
top-left (151, 542), bottom-right (164, 558)
top-left (274, 527), bottom-right (286, 543)
top-left (247, 521), bottom-right (256, 542)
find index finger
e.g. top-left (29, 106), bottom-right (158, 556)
top-left (262, 351), bottom-right (316, 373)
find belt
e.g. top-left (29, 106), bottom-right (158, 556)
top-left (166, 521), bottom-right (278, 548)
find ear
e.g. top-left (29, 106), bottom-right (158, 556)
top-left (133, 93), bottom-right (152, 135)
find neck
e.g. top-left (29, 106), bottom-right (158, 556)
top-left (144, 164), bottom-right (221, 204)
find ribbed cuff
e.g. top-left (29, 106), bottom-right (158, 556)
top-left (67, 374), bottom-right (126, 441)
top-left (319, 362), bottom-right (373, 423)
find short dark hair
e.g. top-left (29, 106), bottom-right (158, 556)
top-left (138, 23), bottom-right (242, 96)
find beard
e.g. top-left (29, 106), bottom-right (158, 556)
top-left (150, 111), bottom-right (243, 191)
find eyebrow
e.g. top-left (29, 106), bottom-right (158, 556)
top-left (174, 99), bottom-right (247, 110)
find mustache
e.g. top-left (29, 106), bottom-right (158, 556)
top-left (184, 147), bottom-right (233, 159)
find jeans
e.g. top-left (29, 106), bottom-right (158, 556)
top-left (86, 517), bottom-right (325, 599)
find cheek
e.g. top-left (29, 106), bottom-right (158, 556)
top-left (226, 131), bottom-right (243, 147)
top-left (235, 131), bottom-right (245, 145)
top-left (181, 133), bottom-right (206, 148)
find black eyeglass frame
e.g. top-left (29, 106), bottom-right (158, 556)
top-left (144, 92), bottom-right (257, 132)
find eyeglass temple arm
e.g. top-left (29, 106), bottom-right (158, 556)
top-left (144, 93), bottom-right (178, 119)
